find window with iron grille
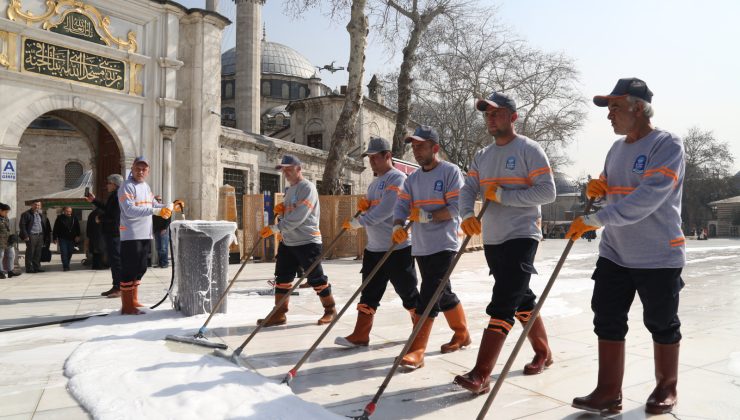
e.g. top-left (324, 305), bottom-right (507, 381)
top-left (307, 133), bottom-right (322, 149)
top-left (64, 162), bottom-right (83, 189)
top-left (260, 172), bottom-right (280, 194)
top-left (223, 168), bottom-right (246, 228)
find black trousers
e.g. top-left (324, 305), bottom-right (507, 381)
top-left (483, 238), bottom-right (540, 327)
top-left (359, 246), bottom-right (420, 311)
top-left (591, 256), bottom-right (683, 344)
top-left (120, 240), bottom-right (151, 282)
top-left (415, 250), bottom-right (461, 318)
top-left (274, 242), bottom-right (330, 297)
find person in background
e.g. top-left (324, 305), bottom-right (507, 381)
top-left (152, 195), bottom-right (171, 268)
top-left (87, 209), bottom-right (106, 270)
top-left (0, 202), bottom-right (22, 278)
top-left (53, 206), bottom-right (81, 272)
top-left (19, 200), bottom-right (51, 273)
top-left (86, 174), bottom-right (124, 297)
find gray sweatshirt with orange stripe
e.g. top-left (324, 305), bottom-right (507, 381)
top-left (592, 129), bottom-right (686, 269)
top-left (394, 160), bottom-right (464, 256)
top-left (278, 178), bottom-right (322, 246)
top-left (118, 176), bottom-right (165, 241)
top-left (460, 135), bottom-right (556, 245)
top-left (358, 168), bottom-right (411, 252)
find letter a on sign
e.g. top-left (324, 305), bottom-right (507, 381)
top-left (1, 159), bottom-right (17, 181)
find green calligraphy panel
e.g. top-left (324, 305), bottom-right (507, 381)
top-left (23, 38), bottom-right (125, 91)
top-left (49, 12), bottom-right (106, 46)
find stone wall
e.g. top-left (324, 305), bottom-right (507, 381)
top-left (16, 129), bottom-right (92, 210)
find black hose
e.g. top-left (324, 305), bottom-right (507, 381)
top-left (0, 313), bottom-right (109, 333)
top-left (150, 219), bottom-right (176, 309)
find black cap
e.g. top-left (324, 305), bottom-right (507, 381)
top-left (476, 92), bottom-right (517, 113)
top-left (594, 78), bottom-right (653, 107)
top-left (404, 125), bottom-right (439, 144)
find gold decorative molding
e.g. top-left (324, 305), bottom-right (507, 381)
top-left (6, 0), bottom-right (57, 24)
top-left (0, 30), bottom-right (18, 70)
top-left (129, 62), bottom-right (143, 95)
top-left (7, 0), bottom-right (138, 53)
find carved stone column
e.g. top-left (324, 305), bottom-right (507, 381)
top-left (160, 126), bottom-right (177, 202)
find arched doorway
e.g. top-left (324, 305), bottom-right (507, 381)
top-left (16, 111), bottom-right (123, 211)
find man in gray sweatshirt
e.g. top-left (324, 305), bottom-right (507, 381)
top-left (118, 157), bottom-right (182, 314)
top-left (454, 92), bottom-right (556, 395)
top-left (567, 78), bottom-right (685, 415)
top-left (259, 155), bottom-right (336, 326)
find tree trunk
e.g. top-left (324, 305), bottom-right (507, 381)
top-left (391, 20), bottom-right (427, 157)
top-left (319, 0), bottom-right (368, 195)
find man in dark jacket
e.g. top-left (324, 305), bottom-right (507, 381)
top-left (86, 174), bottom-right (124, 297)
top-left (18, 200), bottom-right (51, 273)
top-left (53, 206), bottom-right (81, 271)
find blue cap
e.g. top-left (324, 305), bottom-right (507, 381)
top-left (275, 154), bottom-right (302, 169)
top-left (476, 92), bottom-right (517, 113)
top-left (132, 156), bottom-right (150, 167)
top-left (362, 136), bottom-right (392, 156)
top-left (594, 78), bottom-right (653, 107)
top-left (404, 125), bottom-right (439, 144)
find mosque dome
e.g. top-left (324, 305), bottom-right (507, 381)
top-left (553, 172), bottom-right (580, 195)
top-left (222, 41), bottom-right (316, 79)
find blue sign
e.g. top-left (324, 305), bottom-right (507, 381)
top-left (1, 159), bottom-right (16, 181)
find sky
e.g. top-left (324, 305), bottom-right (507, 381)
top-left (180, 0), bottom-right (740, 179)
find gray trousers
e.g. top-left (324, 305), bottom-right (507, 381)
top-left (25, 234), bottom-right (43, 270)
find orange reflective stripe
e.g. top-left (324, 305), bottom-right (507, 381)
top-left (445, 189), bottom-right (460, 199)
top-left (528, 166), bottom-right (552, 178)
top-left (120, 193), bottom-right (134, 202)
top-left (515, 311), bottom-right (532, 323)
top-left (313, 284), bottom-right (329, 293)
top-left (487, 318), bottom-right (513, 331)
top-left (370, 199), bottom-right (381, 206)
top-left (670, 236), bottom-right (685, 247)
top-left (357, 303), bottom-right (376, 315)
top-left (607, 186), bottom-right (636, 195)
top-left (467, 170), bottom-right (479, 178)
top-left (398, 192), bottom-right (411, 200)
top-left (480, 177), bottom-right (530, 185)
top-left (644, 166), bottom-right (679, 185)
top-left (134, 201), bottom-right (152, 205)
top-left (301, 199), bottom-right (314, 209)
top-left (275, 282), bottom-right (293, 289)
top-left (412, 199), bottom-right (446, 206)
top-left (386, 185), bottom-right (401, 193)
top-left (311, 231), bottom-right (321, 236)
top-left (119, 226), bottom-right (127, 231)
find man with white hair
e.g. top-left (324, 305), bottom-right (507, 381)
top-left (567, 78), bottom-right (686, 415)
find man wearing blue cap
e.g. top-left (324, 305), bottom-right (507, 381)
top-left (568, 78), bottom-right (685, 415)
top-left (259, 154), bottom-right (336, 326)
top-left (454, 92), bottom-right (556, 394)
top-left (335, 137), bottom-right (420, 347)
top-left (118, 157), bottom-right (184, 315)
top-left (391, 125), bottom-right (471, 369)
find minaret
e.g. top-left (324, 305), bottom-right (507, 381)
top-left (235, 0), bottom-right (264, 133)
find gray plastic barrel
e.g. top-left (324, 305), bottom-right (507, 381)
top-left (170, 221), bottom-right (237, 316)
